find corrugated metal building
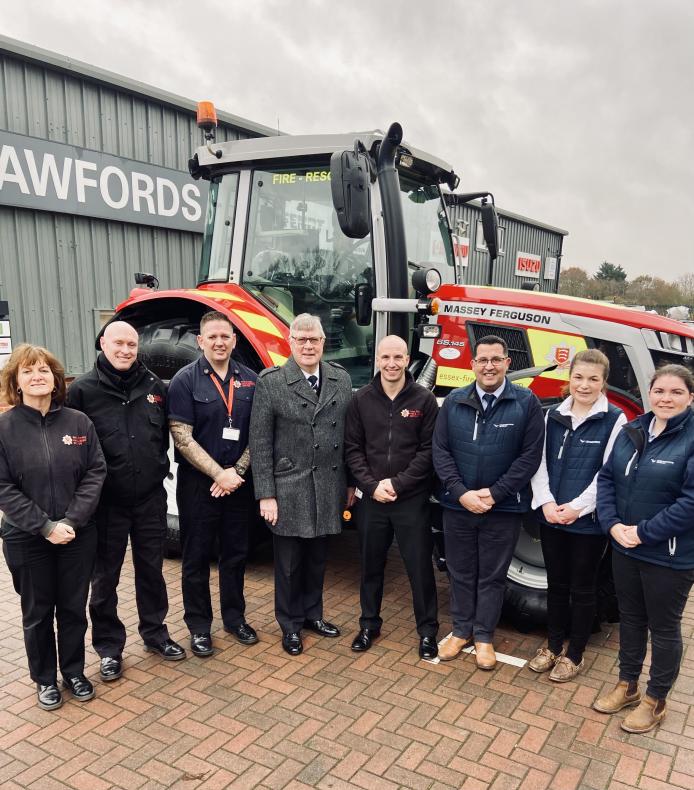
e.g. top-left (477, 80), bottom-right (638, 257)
top-left (0, 34), bottom-right (568, 376)
top-left (444, 196), bottom-right (568, 292)
top-left (0, 34), bottom-right (275, 375)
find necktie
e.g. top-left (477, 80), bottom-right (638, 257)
top-left (482, 393), bottom-right (496, 411)
top-left (307, 374), bottom-right (319, 392)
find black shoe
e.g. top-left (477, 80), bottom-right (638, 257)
top-left (351, 628), bottom-right (381, 652)
top-left (62, 675), bottom-right (95, 702)
top-left (190, 633), bottom-right (214, 657)
top-left (225, 622), bottom-right (259, 645)
top-left (37, 683), bottom-right (63, 711)
top-left (282, 632), bottom-right (303, 656)
top-left (99, 656), bottom-right (123, 682)
top-left (303, 619), bottom-right (340, 638)
top-left (143, 638), bottom-right (187, 661)
top-left (419, 636), bottom-right (438, 660)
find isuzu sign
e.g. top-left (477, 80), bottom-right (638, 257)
top-left (0, 130), bottom-right (205, 233)
top-left (515, 251), bottom-right (542, 278)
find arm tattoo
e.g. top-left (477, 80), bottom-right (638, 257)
top-left (169, 421), bottom-right (224, 480)
top-left (235, 446), bottom-right (250, 474)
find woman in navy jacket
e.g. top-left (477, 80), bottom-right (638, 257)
top-left (0, 345), bottom-right (106, 711)
top-left (530, 349), bottom-right (626, 681)
top-left (595, 364), bottom-right (694, 733)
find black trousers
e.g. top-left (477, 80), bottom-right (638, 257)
top-left (273, 534), bottom-right (328, 634)
top-left (613, 550), bottom-right (694, 699)
top-left (3, 526), bottom-right (97, 685)
top-left (177, 466), bottom-right (251, 633)
top-left (90, 488), bottom-right (170, 657)
top-left (540, 524), bottom-right (607, 663)
top-left (443, 509), bottom-right (521, 642)
top-left (356, 494), bottom-right (438, 637)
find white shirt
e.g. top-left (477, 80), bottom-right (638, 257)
top-left (475, 381), bottom-right (506, 407)
top-left (302, 369), bottom-right (320, 390)
top-left (530, 393), bottom-right (627, 516)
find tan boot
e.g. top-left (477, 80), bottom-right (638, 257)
top-left (593, 681), bottom-right (641, 713)
top-left (621, 695), bottom-right (666, 733)
top-left (528, 647), bottom-right (563, 673)
top-left (474, 642), bottom-right (496, 670)
top-left (438, 634), bottom-right (471, 661)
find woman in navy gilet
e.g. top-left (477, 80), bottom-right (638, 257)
top-left (530, 349), bottom-right (626, 681)
top-left (594, 364), bottom-right (694, 733)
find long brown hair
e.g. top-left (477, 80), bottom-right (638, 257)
top-left (0, 344), bottom-right (66, 406)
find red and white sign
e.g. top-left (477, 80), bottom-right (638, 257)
top-left (515, 252), bottom-right (542, 278)
top-left (452, 235), bottom-right (469, 268)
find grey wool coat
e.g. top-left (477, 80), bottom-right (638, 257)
top-left (250, 356), bottom-right (352, 537)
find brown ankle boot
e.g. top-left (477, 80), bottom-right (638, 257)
top-left (593, 681), bottom-right (641, 713)
top-left (621, 695), bottom-right (666, 733)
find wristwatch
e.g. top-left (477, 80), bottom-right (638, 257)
top-left (234, 463), bottom-right (247, 476)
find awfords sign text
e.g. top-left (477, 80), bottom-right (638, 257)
top-left (0, 130), bottom-right (205, 233)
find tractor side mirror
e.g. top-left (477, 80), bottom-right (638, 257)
top-left (481, 200), bottom-right (499, 261)
top-left (330, 147), bottom-right (371, 239)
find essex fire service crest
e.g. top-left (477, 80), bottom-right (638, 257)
top-left (546, 345), bottom-right (574, 368)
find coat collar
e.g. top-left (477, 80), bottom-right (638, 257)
top-left (282, 356), bottom-right (340, 412)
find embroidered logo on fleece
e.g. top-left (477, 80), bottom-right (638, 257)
top-left (62, 435), bottom-right (87, 446)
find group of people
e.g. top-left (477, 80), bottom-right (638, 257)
top-left (1, 311), bottom-right (693, 737)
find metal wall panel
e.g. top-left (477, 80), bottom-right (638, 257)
top-left (0, 47), bottom-right (257, 375)
top-left (447, 202), bottom-right (565, 292)
top-left (0, 205), bottom-right (200, 374)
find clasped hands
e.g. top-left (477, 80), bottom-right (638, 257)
top-left (541, 502), bottom-right (582, 526)
top-left (460, 488), bottom-right (495, 514)
top-left (609, 522), bottom-right (642, 548)
top-left (373, 479), bottom-right (397, 503)
top-left (210, 467), bottom-right (245, 498)
top-left (46, 522), bottom-right (75, 544)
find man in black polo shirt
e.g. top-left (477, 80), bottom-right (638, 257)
top-left (167, 311), bottom-right (258, 657)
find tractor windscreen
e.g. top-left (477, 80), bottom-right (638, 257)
top-left (399, 175), bottom-right (455, 278)
top-left (242, 166), bottom-right (375, 386)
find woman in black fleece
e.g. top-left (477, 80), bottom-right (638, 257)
top-left (0, 345), bottom-right (106, 711)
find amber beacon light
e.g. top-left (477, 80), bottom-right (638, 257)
top-left (196, 101), bottom-right (218, 134)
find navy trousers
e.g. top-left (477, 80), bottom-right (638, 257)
top-left (443, 509), bottom-right (521, 642)
top-left (177, 466), bottom-right (251, 633)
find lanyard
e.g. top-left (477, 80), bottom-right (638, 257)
top-left (210, 374), bottom-right (235, 419)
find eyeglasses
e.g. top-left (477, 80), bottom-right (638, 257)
top-left (291, 336), bottom-right (324, 346)
top-left (473, 356), bottom-right (507, 366)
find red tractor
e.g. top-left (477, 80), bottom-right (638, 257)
top-left (106, 104), bottom-right (694, 628)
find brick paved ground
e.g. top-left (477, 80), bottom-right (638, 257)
top-left (2, 530), bottom-right (694, 790)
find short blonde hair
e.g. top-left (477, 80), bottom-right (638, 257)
top-left (0, 344), bottom-right (66, 406)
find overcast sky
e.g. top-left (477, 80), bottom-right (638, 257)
top-left (3, 0), bottom-right (693, 279)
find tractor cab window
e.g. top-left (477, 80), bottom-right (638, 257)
top-left (242, 166), bottom-right (375, 387)
top-left (199, 174), bottom-right (239, 282)
top-left (400, 175), bottom-right (455, 281)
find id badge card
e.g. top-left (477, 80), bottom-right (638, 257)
top-left (222, 427), bottom-right (240, 441)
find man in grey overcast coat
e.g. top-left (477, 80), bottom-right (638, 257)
top-left (250, 313), bottom-right (353, 656)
